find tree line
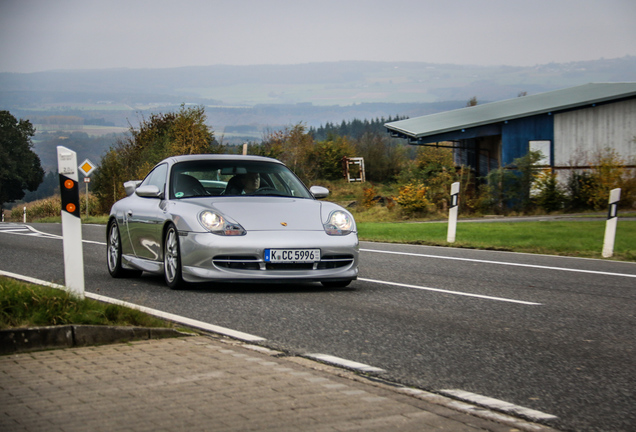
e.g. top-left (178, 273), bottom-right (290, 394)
top-left (309, 115), bottom-right (408, 141)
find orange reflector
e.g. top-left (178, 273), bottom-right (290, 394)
top-left (66, 203), bottom-right (76, 213)
top-left (64, 179), bottom-right (74, 189)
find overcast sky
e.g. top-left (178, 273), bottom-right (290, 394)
top-left (1, 0), bottom-right (635, 73)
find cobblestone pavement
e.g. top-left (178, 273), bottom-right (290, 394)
top-left (0, 336), bottom-right (559, 432)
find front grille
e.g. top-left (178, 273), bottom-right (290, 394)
top-left (317, 254), bottom-right (355, 269)
top-left (265, 263), bottom-right (314, 270)
top-left (213, 255), bottom-right (260, 270)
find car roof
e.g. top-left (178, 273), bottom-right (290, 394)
top-left (163, 154), bottom-right (283, 165)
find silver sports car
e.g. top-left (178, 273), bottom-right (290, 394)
top-left (107, 154), bottom-right (359, 289)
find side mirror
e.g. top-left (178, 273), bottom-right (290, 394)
top-left (135, 185), bottom-right (162, 198)
top-left (310, 186), bottom-right (329, 199)
top-left (124, 180), bottom-right (142, 196)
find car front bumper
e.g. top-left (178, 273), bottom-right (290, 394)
top-left (179, 230), bottom-right (359, 284)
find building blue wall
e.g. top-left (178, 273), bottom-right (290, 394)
top-left (414, 113), bottom-right (554, 174)
top-left (501, 114), bottom-right (554, 165)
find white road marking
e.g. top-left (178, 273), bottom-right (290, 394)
top-left (359, 277), bottom-right (542, 305)
top-left (0, 224), bottom-right (59, 239)
top-left (304, 353), bottom-right (385, 373)
top-left (440, 389), bottom-right (558, 422)
top-left (398, 388), bottom-right (558, 431)
top-left (361, 248), bottom-right (636, 279)
top-left (0, 228), bottom-right (30, 233)
top-left (0, 223), bottom-right (106, 245)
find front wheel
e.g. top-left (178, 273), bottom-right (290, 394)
top-left (107, 220), bottom-right (142, 278)
top-left (164, 224), bottom-right (185, 290)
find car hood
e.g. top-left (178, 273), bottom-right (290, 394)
top-left (210, 197), bottom-right (325, 231)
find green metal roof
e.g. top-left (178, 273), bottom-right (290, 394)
top-left (385, 83), bottom-right (636, 140)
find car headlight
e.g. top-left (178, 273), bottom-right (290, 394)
top-left (324, 210), bottom-right (354, 235)
top-left (199, 211), bottom-right (246, 236)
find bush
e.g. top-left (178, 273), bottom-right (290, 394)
top-left (582, 148), bottom-right (628, 210)
top-left (396, 182), bottom-right (433, 216)
top-left (6, 193), bottom-right (100, 222)
top-left (565, 171), bottom-right (595, 211)
top-left (360, 185), bottom-right (378, 210)
top-left (534, 171), bottom-right (566, 213)
top-left (482, 151), bottom-right (544, 214)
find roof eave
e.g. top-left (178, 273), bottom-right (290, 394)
top-left (385, 83), bottom-right (636, 140)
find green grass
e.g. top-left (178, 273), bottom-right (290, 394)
top-left (0, 277), bottom-right (172, 330)
top-left (358, 220), bottom-right (636, 261)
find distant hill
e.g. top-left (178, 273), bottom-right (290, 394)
top-left (1, 57), bottom-right (635, 143)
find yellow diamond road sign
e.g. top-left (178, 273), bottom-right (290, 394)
top-left (79, 159), bottom-right (97, 177)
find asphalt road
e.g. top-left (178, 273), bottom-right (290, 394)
top-left (1, 222), bottom-right (635, 432)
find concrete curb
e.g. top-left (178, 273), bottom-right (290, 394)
top-left (0, 325), bottom-right (192, 355)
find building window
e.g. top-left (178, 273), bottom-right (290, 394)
top-left (529, 140), bottom-right (551, 166)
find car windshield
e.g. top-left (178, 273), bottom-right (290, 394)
top-left (170, 160), bottom-right (314, 199)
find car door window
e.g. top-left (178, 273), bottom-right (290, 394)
top-left (141, 163), bottom-right (168, 195)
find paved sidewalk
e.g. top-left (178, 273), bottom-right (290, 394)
top-left (1, 335), bottom-right (558, 432)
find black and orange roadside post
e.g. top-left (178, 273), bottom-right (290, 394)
top-left (57, 146), bottom-right (85, 298)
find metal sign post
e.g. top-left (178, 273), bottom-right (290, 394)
top-left (447, 182), bottom-right (460, 243)
top-left (602, 188), bottom-right (621, 258)
top-left (78, 159), bottom-right (97, 218)
top-left (57, 146), bottom-right (85, 299)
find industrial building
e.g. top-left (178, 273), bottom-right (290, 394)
top-left (385, 83), bottom-right (636, 178)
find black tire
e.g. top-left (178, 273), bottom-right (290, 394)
top-left (107, 220), bottom-right (142, 278)
top-left (320, 280), bottom-right (352, 288)
top-left (164, 223), bottom-right (185, 290)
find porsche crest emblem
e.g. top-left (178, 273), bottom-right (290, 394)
top-left (280, 222), bottom-right (288, 226)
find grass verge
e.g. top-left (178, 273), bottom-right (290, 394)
top-left (0, 277), bottom-right (172, 330)
top-left (358, 220), bottom-right (636, 261)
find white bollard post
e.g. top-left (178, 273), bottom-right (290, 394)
top-left (23, 206), bottom-right (26, 223)
top-left (57, 146), bottom-right (85, 299)
top-left (602, 188), bottom-right (621, 258)
top-left (447, 182), bottom-right (460, 243)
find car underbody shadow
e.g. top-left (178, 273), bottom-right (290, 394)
top-left (184, 281), bottom-right (358, 294)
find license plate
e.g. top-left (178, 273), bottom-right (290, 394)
top-left (264, 249), bottom-right (320, 263)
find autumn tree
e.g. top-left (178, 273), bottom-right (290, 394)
top-left (92, 105), bottom-right (221, 212)
top-left (581, 147), bottom-right (631, 210)
top-left (354, 132), bottom-right (409, 182)
top-left (0, 111), bottom-right (45, 208)
top-left (313, 135), bottom-right (356, 180)
top-left (256, 123), bottom-right (316, 183)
